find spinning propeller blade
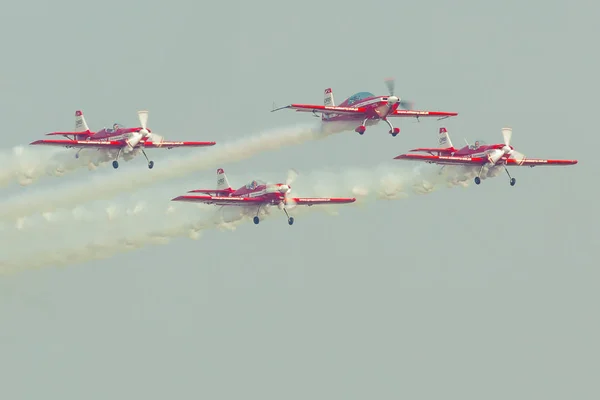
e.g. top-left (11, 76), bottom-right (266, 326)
top-left (286, 168), bottom-right (298, 186)
top-left (138, 110), bottom-right (149, 131)
top-left (500, 127), bottom-right (526, 162)
top-left (384, 77), bottom-right (412, 110)
top-left (384, 77), bottom-right (395, 96)
top-left (502, 127), bottom-right (512, 147)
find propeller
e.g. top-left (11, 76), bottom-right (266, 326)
top-left (501, 127), bottom-right (526, 162)
top-left (488, 127), bottom-right (526, 164)
top-left (281, 169), bottom-right (298, 209)
top-left (384, 77), bottom-right (412, 110)
top-left (131, 110), bottom-right (165, 146)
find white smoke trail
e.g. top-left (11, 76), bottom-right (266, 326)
top-left (0, 123), bottom-right (321, 223)
top-left (0, 145), bottom-right (112, 187)
top-left (0, 162), bottom-right (488, 274)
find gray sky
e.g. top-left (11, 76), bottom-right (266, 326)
top-left (0, 0), bottom-right (598, 399)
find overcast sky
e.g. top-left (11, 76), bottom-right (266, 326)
top-left (0, 0), bottom-right (598, 399)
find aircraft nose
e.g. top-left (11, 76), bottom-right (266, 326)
top-left (388, 96), bottom-right (399, 104)
top-left (279, 184), bottom-right (290, 193)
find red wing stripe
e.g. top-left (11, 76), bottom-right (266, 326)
top-left (505, 158), bottom-right (578, 166)
top-left (394, 154), bottom-right (486, 164)
top-left (30, 139), bottom-right (124, 148)
top-left (171, 195), bottom-right (263, 203)
top-left (391, 110), bottom-right (458, 117)
top-left (289, 197), bottom-right (356, 205)
top-left (280, 104), bottom-right (367, 114)
top-left (143, 141), bottom-right (216, 148)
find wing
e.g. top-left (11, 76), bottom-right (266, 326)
top-left (505, 158), bottom-right (578, 166)
top-left (187, 189), bottom-right (234, 195)
top-left (143, 141), bottom-right (216, 148)
top-left (390, 110), bottom-right (458, 118)
top-left (29, 139), bottom-right (125, 148)
top-left (394, 153), bottom-right (487, 165)
top-left (171, 195), bottom-right (264, 204)
top-left (272, 104), bottom-right (367, 115)
top-left (407, 147), bottom-right (456, 154)
top-left (45, 130), bottom-right (94, 137)
top-left (286, 197), bottom-right (356, 205)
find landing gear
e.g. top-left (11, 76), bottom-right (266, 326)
top-left (283, 207), bottom-right (294, 226)
top-left (355, 118), bottom-right (369, 135)
top-left (383, 118), bottom-right (400, 137)
top-left (253, 216), bottom-right (260, 224)
top-left (141, 148), bottom-right (154, 169)
top-left (112, 148), bottom-right (122, 169)
top-left (75, 149), bottom-right (82, 159)
top-left (474, 164), bottom-right (485, 185)
top-left (504, 166), bottom-right (516, 186)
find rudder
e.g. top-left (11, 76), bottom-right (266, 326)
top-left (75, 110), bottom-right (90, 132)
top-left (322, 88), bottom-right (335, 121)
top-left (216, 168), bottom-right (231, 190)
top-left (438, 127), bottom-right (453, 148)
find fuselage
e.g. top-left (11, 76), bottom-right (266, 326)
top-left (85, 127), bottom-right (146, 142)
top-left (213, 182), bottom-right (290, 206)
top-left (323, 91), bottom-right (400, 123)
top-left (436, 143), bottom-right (512, 165)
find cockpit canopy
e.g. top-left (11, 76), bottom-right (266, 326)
top-left (345, 92), bottom-right (374, 106)
top-left (106, 123), bottom-right (123, 133)
top-left (469, 140), bottom-right (487, 150)
top-left (244, 179), bottom-right (266, 190)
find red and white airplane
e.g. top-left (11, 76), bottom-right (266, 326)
top-left (171, 168), bottom-right (356, 225)
top-left (272, 78), bottom-right (458, 137)
top-left (30, 110), bottom-right (216, 169)
top-left (394, 127), bottom-right (578, 186)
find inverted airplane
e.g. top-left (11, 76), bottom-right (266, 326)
top-left (272, 78), bottom-right (458, 137)
top-left (171, 168), bottom-right (356, 226)
top-left (394, 127), bottom-right (578, 186)
top-left (30, 110), bottom-right (216, 169)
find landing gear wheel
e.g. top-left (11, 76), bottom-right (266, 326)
top-left (112, 160), bottom-right (119, 169)
top-left (355, 125), bottom-right (366, 135)
top-left (288, 217), bottom-right (294, 225)
top-left (390, 127), bottom-right (400, 137)
top-left (253, 216), bottom-right (260, 225)
top-left (148, 161), bottom-right (154, 169)
top-left (510, 177), bottom-right (516, 186)
top-left (75, 153), bottom-right (79, 159)
top-left (474, 176), bottom-right (481, 185)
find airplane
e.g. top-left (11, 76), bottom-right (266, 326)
top-left (271, 78), bottom-right (458, 137)
top-left (29, 110), bottom-right (217, 169)
top-left (394, 126), bottom-right (578, 186)
top-left (171, 168), bottom-right (356, 226)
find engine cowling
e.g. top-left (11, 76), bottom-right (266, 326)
top-left (125, 132), bottom-right (144, 152)
top-left (487, 149), bottom-right (505, 164)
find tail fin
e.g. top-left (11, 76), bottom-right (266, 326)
top-left (216, 168), bottom-right (231, 190)
top-left (74, 110), bottom-right (90, 132)
top-left (322, 88), bottom-right (335, 121)
top-left (437, 127), bottom-right (453, 148)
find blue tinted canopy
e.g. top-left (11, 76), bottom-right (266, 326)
top-left (346, 92), bottom-right (374, 106)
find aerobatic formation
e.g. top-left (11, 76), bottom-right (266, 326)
top-left (22, 78), bottom-right (579, 229)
